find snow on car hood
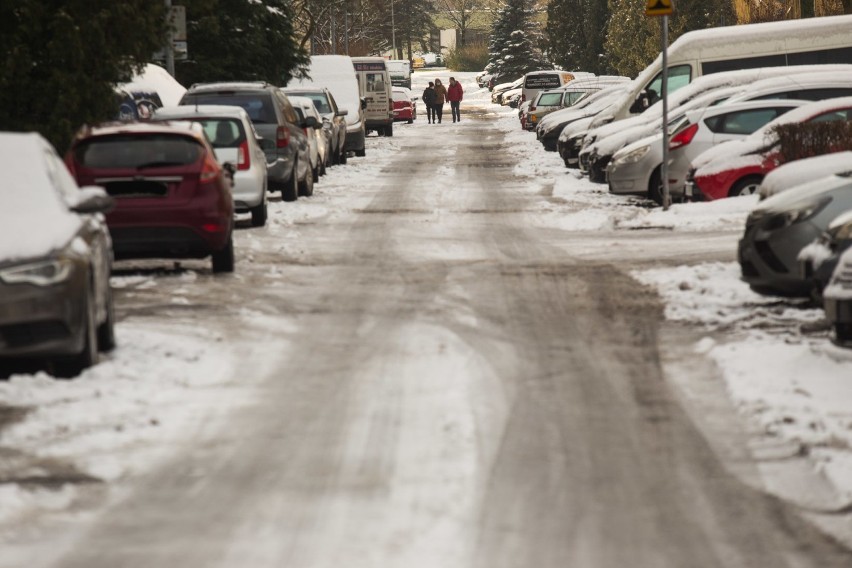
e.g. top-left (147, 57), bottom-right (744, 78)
top-left (760, 151), bottom-right (852, 200)
top-left (753, 173), bottom-right (852, 215)
top-left (0, 133), bottom-right (81, 263)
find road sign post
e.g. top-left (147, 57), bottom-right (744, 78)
top-left (646, 0), bottom-right (673, 210)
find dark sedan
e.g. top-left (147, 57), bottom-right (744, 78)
top-left (0, 132), bottom-right (115, 377)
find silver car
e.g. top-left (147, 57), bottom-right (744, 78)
top-left (154, 105), bottom-right (269, 226)
top-left (289, 95), bottom-right (329, 184)
top-left (607, 100), bottom-right (806, 204)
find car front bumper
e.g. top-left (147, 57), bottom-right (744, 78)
top-left (738, 219), bottom-right (821, 297)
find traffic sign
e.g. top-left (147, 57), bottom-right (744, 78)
top-left (645, 0), bottom-right (673, 17)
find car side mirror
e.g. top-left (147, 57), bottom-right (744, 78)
top-left (222, 162), bottom-right (236, 176)
top-left (71, 186), bottom-right (114, 214)
top-left (360, 98), bottom-right (367, 110)
top-left (257, 137), bottom-right (275, 152)
top-left (630, 91), bottom-right (651, 114)
top-left (302, 116), bottom-right (319, 129)
top-left (336, 109), bottom-right (349, 117)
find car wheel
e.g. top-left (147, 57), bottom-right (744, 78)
top-left (299, 164), bottom-right (314, 197)
top-left (340, 148), bottom-right (348, 164)
top-left (386, 123), bottom-right (393, 137)
top-left (648, 167), bottom-right (664, 206)
top-left (407, 118), bottom-right (413, 124)
top-left (96, 286), bottom-right (116, 352)
top-left (835, 323), bottom-right (852, 344)
top-left (53, 282), bottom-right (98, 378)
top-left (312, 164), bottom-right (319, 183)
top-left (729, 175), bottom-right (763, 198)
top-left (282, 164), bottom-right (298, 202)
top-left (211, 233), bottom-right (235, 274)
top-left (250, 200), bottom-right (268, 227)
top-left (355, 148), bottom-right (365, 157)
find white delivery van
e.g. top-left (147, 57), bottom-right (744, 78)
top-left (521, 70), bottom-right (595, 105)
top-left (289, 55), bottom-right (366, 157)
top-left (602, 14), bottom-right (852, 126)
top-left (387, 59), bottom-right (412, 89)
top-left (351, 57), bottom-right (395, 136)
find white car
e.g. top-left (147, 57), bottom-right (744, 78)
top-left (289, 95), bottom-right (329, 183)
top-left (153, 104), bottom-right (269, 227)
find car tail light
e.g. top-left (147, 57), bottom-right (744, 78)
top-left (276, 125), bottom-right (290, 148)
top-left (389, 99), bottom-right (394, 112)
top-left (237, 140), bottom-right (250, 171)
top-left (670, 123), bottom-right (699, 150)
top-left (200, 155), bottom-right (220, 183)
top-left (201, 223), bottom-right (228, 233)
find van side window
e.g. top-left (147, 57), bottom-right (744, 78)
top-left (645, 64), bottom-right (692, 106)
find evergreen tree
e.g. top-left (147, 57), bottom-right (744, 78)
top-left (487, 0), bottom-right (549, 81)
top-left (0, 1), bottom-right (167, 153)
top-left (605, 0), bottom-right (737, 78)
top-left (177, 0), bottom-right (308, 87)
top-left (545, 0), bottom-right (610, 74)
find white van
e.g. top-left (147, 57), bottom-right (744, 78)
top-left (600, 14), bottom-right (852, 127)
top-left (387, 59), bottom-right (412, 89)
top-left (351, 57), bottom-right (394, 136)
top-left (289, 55), bottom-right (366, 157)
top-left (521, 70), bottom-right (595, 105)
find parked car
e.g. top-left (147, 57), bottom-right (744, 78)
top-left (179, 81), bottom-right (311, 201)
top-left (0, 132), bottom-right (115, 377)
top-left (521, 70), bottom-right (594, 106)
top-left (492, 78), bottom-right (523, 105)
top-left (288, 95), bottom-right (328, 187)
top-left (152, 105), bottom-right (269, 226)
top-left (800, 209), bottom-right (852, 299)
top-left (738, 171), bottom-right (852, 296)
top-left (289, 55), bottom-right (366, 157)
top-left (606, 99), bottom-right (808, 204)
top-left (525, 77), bottom-right (629, 131)
top-left (352, 57), bottom-right (394, 136)
top-left (281, 86), bottom-right (348, 166)
top-left (823, 245), bottom-right (852, 344)
top-left (759, 151), bottom-right (852, 201)
top-left (392, 86), bottom-right (416, 123)
top-left (66, 121), bottom-right (236, 274)
top-left (538, 84), bottom-right (631, 152)
top-left (688, 96), bottom-right (852, 201)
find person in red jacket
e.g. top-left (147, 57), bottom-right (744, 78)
top-left (447, 77), bottom-right (464, 123)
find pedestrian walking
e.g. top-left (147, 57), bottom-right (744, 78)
top-left (422, 82), bottom-right (437, 124)
top-left (447, 77), bottom-right (463, 123)
top-left (433, 79), bottom-right (447, 124)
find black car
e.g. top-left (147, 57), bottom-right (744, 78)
top-left (281, 87), bottom-right (348, 166)
top-left (0, 133), bottom-right (115, 377)
top-left (180, 82), bottom-right (312, 201)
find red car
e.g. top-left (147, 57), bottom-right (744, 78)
top-left (392, 87), bottom-right (416, 124)
top-left (66, 121), bottom-right (235, 273)
top-left (689, 97), bottom-right (852, 201)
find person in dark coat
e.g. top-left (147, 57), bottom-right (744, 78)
top-left (447, 77), bottom-right (464, 122)
top-left (433, 79), bottom-right (447, 124)
top-left (422, 82), bottom-right (437, 124)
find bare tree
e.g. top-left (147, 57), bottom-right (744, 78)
top-left (436, 0), bottom-right (482, 47)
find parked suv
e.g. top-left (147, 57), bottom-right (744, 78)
top-left (179, 82), bottom-right (311, 201)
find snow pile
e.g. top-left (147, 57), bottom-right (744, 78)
top-left (119, 63), bottom-right (186, 107)
top-left (634, 262), bottom-right (852, 496)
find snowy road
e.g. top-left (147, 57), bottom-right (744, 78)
top-left (2, 74), bottom-right (852, 566)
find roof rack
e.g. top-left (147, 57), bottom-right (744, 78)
top-left (188, 81), bottom-right (271, 90)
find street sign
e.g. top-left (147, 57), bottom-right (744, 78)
top-left (645, 0), bottom-right (673, 17)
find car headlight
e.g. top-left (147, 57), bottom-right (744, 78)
top-left (614, 145), bottom-right (650, 165)
top-left (830, 220), bottom-right (852, 242)
top-left (766, 197), bottom-right (832, 231)
top-left (0, 258), bottom-right (74, 286)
